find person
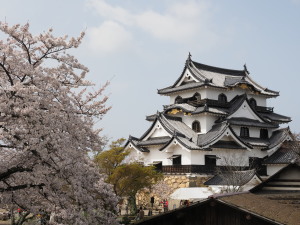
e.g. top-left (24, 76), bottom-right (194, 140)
top-left (138, 207), bottom-right (144, 220)
top-left (163, 199), bottom-right (168, 212)
top-left (134, 208), bottom-right (140, 221)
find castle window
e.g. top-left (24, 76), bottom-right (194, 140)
top-left (218, 93), bottom-right (227, 103)
top-left (205, 155), bottom-right (217, 167)
top-left (192, 121), bottom-right (201, 133)
top-left (193, 92), bottom-right (201, 101)
top-left (249, 98), bottom-right (257, 108)
top-left (260, 129), bottom-right (268, 139)
top-left (240, 127), bottom-right (249, 137)
top-left (171, 155), bottom-right (181, 165)
top-left (175, 96), bottom-right (182, 104)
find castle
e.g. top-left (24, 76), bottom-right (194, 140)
top-left (125, 54), bottom-right (293, 179)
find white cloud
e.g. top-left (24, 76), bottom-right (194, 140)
top-left (87, 0), bottom-right (134, 26)
top-left (86, 20), bottom-right (132, 54)
top-left (86, 0), bottom-right (220, 52)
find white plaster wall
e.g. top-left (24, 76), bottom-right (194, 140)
top-left (229, 102), bottom-right (262, 121)
top-left (181, 114), bottom-right (218, 134)
top-left (139, 144), bottom-right (268, 167)
top-left (175, 69), bottom-right (198, 87)
top-left (171, 145), bottom-right (192, 165)
top-left (211, 148), bottom-right (267, 166)
top-left (190, 150), bottom-right (205, 164)
top-left (144, 121), bottom-right (170, 140)
top-left (142, 144), bottom-right (193, 166)
top-left (247, 94), bottom-right (267, 107)
top-left (267, 165), bottom-right (286, 176)
top-left (143, 146), bottom-right (169, 166)
top-left (188, 148), bottom-right (267, 166)
top-left (231, 125), bottom-right (267, 138)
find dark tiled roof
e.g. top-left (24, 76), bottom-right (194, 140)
top-left (157, 82), bottom-right (221, 95)
top-left (204, 170), bottom-right (257, 186)
top-left (226, 117), bottom-right (278, 128)
top-left (224, 76), bottom-right (245, 85)
top-left (158, 56), bottom-right (279, 96)
top-left (145, 114), bottom-right (157, 121)
top-left (192, 60), bottom-right (246, 76)
top-left (251, 163), bottom-right (300, 194)
top-left (265, 128), bottom-right (292, 150)
top-left (125, 136), bottom-right (150, 152)
top-left (137, 136), bottom-right (171, 146)
top-left (159, 113), bottom-right (198, 142)
top-left (258, 111), bottom-right (291, 123)
top-left (219, 193), bottom-right (300, 225)
top-left (263, 142), bottom-right (300, 164)
top-left (159, 135), bottom-right (204, 151)
top-left (210, 140), bottom-right (247, 149)
top-left (197, 122), bottom-right (228, 147)
top-left (164, 103), bottom-right (196, 113)
top-left (240, 137), bottom-right (270, 147)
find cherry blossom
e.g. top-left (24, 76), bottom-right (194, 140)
top-left (0, 22), bottom-right (118, 225)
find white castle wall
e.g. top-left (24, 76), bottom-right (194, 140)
top-left (181, 114), bottom-right (217, 134)
top-left (169, 88), bottom-right (267, 107)
top-left (131, 144), bottom-right (268, 167)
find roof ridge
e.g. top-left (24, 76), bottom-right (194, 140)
top-left (191, 60), bottom-right (246, 76)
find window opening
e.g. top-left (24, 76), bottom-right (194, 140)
top-left (240, 127), bottom-right (249, 137)
top-left (192, 121), bottom-right (201, 133)
top-left (218, 93), bottom-right (227, 103)
top-left (170, 155), bottom-right (181, 165)
top-left (249, 98), bottom-right (257, 108)
top-left (260, 129), bottom-right (268, 139)
top-left (175, 96), bottom-right (183, 104)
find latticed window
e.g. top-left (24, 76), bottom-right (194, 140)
top-left (175, 96), bottom-right (182, 104)
top-left (192, 121), bottom-right (201, 133)
top-left (260, 129), bottom-right (268, 139)
top-left (240, 127), bottom-right (249, 137)
top-left (218, 93), bottom-right (227, 103)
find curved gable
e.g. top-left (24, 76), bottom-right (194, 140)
top-left (142, 119), bottom-right (171, 140)
top-left (228, 98), bottom-right (265, 122)
top-left (174, 67), bottom-right (200, 87)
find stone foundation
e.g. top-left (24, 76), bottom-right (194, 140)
top-left (164, 174), bottom-right (210, 191)
top-left (136, 174), bottom-right (210, 208)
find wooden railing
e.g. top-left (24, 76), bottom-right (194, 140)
top-left (160, 165), bottom-right (267, 176)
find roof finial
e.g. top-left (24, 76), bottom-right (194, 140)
top-left (186, 52), bottom-right (192, 66)
top-left (244, 64), bottom-right (250, 74)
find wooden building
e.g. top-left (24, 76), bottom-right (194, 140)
top-left (135, 163), bottom-right (300, 225)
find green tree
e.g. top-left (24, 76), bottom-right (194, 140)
top-left (94, 138), bottom-right (129, 176)
top-left (95, 138), bottom-right (162, 213)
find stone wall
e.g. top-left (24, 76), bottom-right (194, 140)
top-left (164, 175), bottom-right (210, 191)
top-left (136, 174), bottom-right (210, 208)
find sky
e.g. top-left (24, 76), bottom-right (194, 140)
top-left (1, 0), bottom-right (300, 142)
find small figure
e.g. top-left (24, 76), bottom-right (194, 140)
top-left (163, 199), bottom-right (168, 212)
top-left (138, 207), bottom-right (144, 220)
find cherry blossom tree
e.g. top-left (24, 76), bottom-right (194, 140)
top-left (0, 22), bottom-right (118, 225)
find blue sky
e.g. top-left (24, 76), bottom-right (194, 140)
top-left (1, 0), bottom-right (300, 142)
